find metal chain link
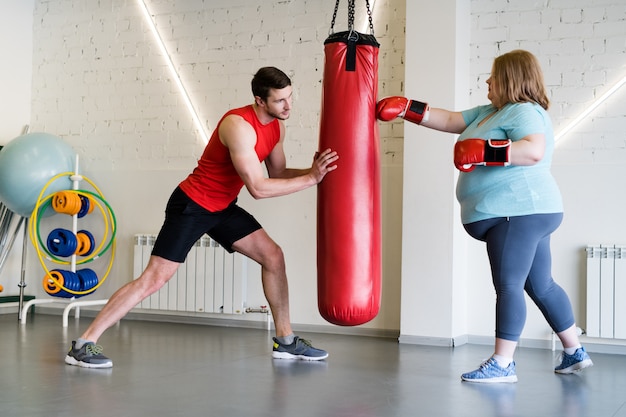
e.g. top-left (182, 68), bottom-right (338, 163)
top-left (329, 0), bottom-right (340, 34)
top-left (329, 0), bottom-right (375, 36)
top-left (365, 0), bottom-right (374, 34)
top-left (348, 0), bottom-right (355, 31)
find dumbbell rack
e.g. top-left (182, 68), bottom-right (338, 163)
top-left (20, 155), bottom-right (109, 326)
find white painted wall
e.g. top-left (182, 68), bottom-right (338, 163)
top-left (467, 0), bottom-right (626, 346)
top-left (400, 0), bottom-right (471, 345)
top-left (0, 0), bottom-right (33, 142)
top-left (0, 0), bottom-right (34, 299)
top-left (1, 0), bottom-right (625, 348)
top-left (3, 0), bottom-right (406, 332)
top-left (401, 0), bottom-right (626, 348)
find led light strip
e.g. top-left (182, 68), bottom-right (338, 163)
top-left (555, 75), bottom-right (626, 144)
top-left (137, 0), bottom-right (210, 144)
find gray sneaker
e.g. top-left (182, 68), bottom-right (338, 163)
top-left (272, 336), bottom-right (329, 361)
top-left (65, 341), bottom-right (113, 368)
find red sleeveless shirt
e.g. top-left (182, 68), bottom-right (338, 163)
top-left (179, 105), bottom-right (281, 212)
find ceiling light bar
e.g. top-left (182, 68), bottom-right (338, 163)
top-left (555, 75), bottom-right (626, 144)
top-left (137, 0), bottom-right (209, 144)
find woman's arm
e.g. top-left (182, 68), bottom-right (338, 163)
top-left (510, 133), bottom-right (545, 166)
top-left (376, 96), bottom-right (467, 134)
top-left (420, 107), bottom-right (467, 134)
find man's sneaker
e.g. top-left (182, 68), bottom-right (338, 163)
top-left (461, 357), bottom-right (518, 383)
top-left (65, 341), bottom-right (113, 368)
top-left (555, 347), bottom-right (593, 374)
top-left (272, 336), bottom-right (329, 361)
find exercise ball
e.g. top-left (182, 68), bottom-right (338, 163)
top-left (0, 132), bottom-right (76, 218)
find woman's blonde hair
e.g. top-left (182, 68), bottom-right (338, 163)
top-left (492, 50), bottom-right (550, 110)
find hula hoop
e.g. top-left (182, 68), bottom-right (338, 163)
top-left (29, 172), bottom-right (116, 296)
top-left (32, 190), bottom-right (116, 264)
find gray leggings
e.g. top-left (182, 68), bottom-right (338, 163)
top-left (464, 213), bottom-right (575, 341)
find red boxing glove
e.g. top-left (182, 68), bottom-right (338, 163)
top-left (454, 139), bottom-right (512, 172)
top-left (376, 96), bottom-right (430, 125)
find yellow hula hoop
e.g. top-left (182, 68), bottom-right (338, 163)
top-left (30, 172), bottom-right (116, 296)
top-left (31, 191), bottom-right (111, 265)
top-left (38, 240), bottom-right (117, 296)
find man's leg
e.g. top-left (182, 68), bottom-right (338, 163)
top-left (232, 228), bottom-right (291, 337)
top-left (232, 229), bottom-right (328, 360)
top-left (82, 256), bottom-right (180, 342)
top-left (65, 256), bottom-right (180, 368)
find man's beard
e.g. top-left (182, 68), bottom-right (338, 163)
top-left (267, 109), bottom-right (290, 120)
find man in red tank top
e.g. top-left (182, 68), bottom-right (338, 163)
top-left (65, 67), bottom-right (339, 368)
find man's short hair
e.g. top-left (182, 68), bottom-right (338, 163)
top-left (251, 67), bottom-right (292, 102)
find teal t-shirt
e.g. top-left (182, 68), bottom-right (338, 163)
top-left (456, 102), bottom-right (563, 224)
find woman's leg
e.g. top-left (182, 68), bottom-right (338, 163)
top-left (461, 214), bottom-right (562, 382)
top-left (523, 227), bottom-right (577, 338)
top-left (522, 221), bottom-right (593, 372)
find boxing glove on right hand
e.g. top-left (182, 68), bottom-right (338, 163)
top-left (454, 138), bottom-right (512, 172)
top-left (376, 96), bottom-right (430, 125)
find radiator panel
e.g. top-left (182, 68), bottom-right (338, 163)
top-left (133, 234), bottom-right (246, 314)
top-left (600, 245), bottom-right (614, 338)
top-left (586, 244), bottom-right (626, 339)
top-left (615, 246), bottom-right (626, 339)
top-left (585, 245), bottom-right (602, 338)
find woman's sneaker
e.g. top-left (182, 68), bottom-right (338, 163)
top-left (555, 347), bottom-right (593, 374)
top-left (65, 341), bottom-right (113, 368)
top-left (461, 357), bottom-right (518, 383)
top-left (272, 336), bottom-right (329, 361)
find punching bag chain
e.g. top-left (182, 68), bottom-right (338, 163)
top-left (329, 0), bottom-right (375, 35)
top-left (365, 0), bottom-right (374, 35)
top-left (347, 0), bottom-right (355, 32)
top-left (330, 0), bottom-right (340, 35)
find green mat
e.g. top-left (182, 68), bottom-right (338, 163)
top-left (0, 295), bottom-right (35, 303)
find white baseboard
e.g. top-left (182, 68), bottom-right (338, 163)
top-left (399, 332), bottom-right (626, 355)
top-left (9, 306), bottom-right (626, 354)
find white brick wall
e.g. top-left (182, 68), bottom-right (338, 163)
top-left (374, 0), bottom-right (406, 164)
top-left (27, 0), bottom-right (408, 328)
top-left (31, 0), bottom-right (407, 170)
top-left (29, 0), bottom-right (626, 170)
top-left (24, 0), bottom-right (625, 329)
top-left (380, 1), bottom-right (624, 165)
top-left (469, 0), bottom-right (625, 162)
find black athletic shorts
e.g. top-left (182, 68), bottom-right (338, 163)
top-left (151, 186), bottom-right (262, 262)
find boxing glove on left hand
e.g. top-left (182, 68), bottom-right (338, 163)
top-left (454, 139), bottom-right (511, 172)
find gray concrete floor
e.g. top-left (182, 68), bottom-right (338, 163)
top-left (1, 313), bottom-right (625, 417)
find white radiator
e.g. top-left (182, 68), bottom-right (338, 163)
top-left (586, 244), bottom-right (626, 339)
top-left (133, 234), bottom-right (246, 314)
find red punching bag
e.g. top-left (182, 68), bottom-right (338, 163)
top-left (317, 5), bottom-right (381, 326)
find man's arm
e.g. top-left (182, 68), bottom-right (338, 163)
top-left (220, 116), bottom-right (338, 200)
top-left (261, 122), bottom-right (305, 179)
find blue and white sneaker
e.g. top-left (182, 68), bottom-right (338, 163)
top-left (555, 347), bottom-right (593, 374)
top-left (461, 358), bottom-right (518, 383)
top-left (272, 336), bottom-right (329, 361)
